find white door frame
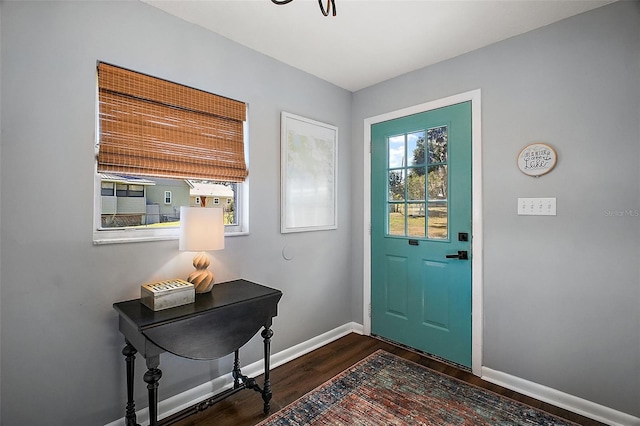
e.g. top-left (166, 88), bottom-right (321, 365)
top-left (363, 89), bottom-right (483, 376)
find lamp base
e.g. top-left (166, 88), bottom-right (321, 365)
top-left (188, 270), bottom-right (214, 293)
top-left (188, 252), bottom-right (215, 293)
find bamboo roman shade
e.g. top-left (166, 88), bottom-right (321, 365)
top-left (97, 62), bottom-right (248, 182)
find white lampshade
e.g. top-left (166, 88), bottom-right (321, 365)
top-left (179, 207), bottom-right (225, 252)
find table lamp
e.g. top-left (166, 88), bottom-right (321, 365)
top-left (179, 206), bottom-right (225, 293)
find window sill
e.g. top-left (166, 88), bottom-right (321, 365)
top-left (93, 229), bottom-right (249, 245)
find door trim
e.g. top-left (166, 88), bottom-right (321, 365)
top-left (363, 89), bottom-right (483, 376)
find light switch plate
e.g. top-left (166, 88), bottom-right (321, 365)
top-left (518, 197), bottom-right (556, 216)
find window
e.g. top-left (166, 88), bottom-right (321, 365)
top-left (116, 184), bottom-right (145, 198)
top-left (101, 182), bottom-right (114, 196)
top-left (94, 62), bottom-right (249, 244)
top-left (387, 126), bottom-right (448, 239)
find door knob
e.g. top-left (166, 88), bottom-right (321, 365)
top-left (446, 250), bottom-right (468, 260)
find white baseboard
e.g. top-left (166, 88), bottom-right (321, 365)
top-left (482, 367), bottom-right (640, 426)
top-left (108, 322), bottom-right (638, 426)
top-left (106, 322), bottom-right (364, 426)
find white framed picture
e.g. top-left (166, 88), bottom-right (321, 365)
top-left (281, 112), bottom-right (338, 233)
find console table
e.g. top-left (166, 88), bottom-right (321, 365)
top-left (113, 279), bottom-right (283, 426)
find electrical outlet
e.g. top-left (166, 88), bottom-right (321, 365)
top-left (517, 197), bottom-right (556, 216)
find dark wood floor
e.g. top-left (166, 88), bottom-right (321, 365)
top-left (165, 333), bottom-right (605, 426)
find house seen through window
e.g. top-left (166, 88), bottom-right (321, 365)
top-left (99, 176), bottom-right (239, 229)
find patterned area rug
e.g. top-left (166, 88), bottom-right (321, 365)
top-left (258, 350), bottom-right (577, 425)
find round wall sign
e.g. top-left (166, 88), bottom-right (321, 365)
top-left (517, 143), bottom-right (557, 177)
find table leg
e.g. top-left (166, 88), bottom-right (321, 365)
top-left (122, 341), bottom-right (141, 426)
top-left (143, 355), bottom-right (162, 426)
top-left (261, 327), bottom-right (274, 414)
top-left (233, 350), bottom-right (241, 389)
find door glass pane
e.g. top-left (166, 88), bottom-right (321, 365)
top-left (427, 126), bottom-right (447, 163)
top-left (388, 170), bottom-right (405, 202)
top-left (428, 165), bottom-right (447, 201)
top-left (388, 135), bottom-right (405, 168)
top-left (388, 203), bottom-right (405, 236)
top-left (407, 203), bottom-right (426, 237)
top-left (428, 203), bottom-right (448, 239)
top-left (407, 167), bottom-right (425, 201)
top-left (407, 131), bottom-right (425, 166)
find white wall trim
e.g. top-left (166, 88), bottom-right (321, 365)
top-left (362, 89), bottom-right (483, 376)
top-left (482, 367), bottom-right (640, 426)
top-left (105, 322), bottom-right (364, 426)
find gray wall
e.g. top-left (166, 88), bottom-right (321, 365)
top-left (2, 0), bottom-right (639, 424)
top-left (352, 0), bottom-right (640, 417)
top-left (0, 1), bottom-right (352, 424)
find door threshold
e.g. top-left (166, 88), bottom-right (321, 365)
top-left (371, 334), bottom-right (472, 373)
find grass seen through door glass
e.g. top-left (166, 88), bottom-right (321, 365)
top-left (389, 205), bottom-right (447, 239)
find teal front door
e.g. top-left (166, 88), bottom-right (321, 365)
top-left (371, 102), bottom-right (472, 367)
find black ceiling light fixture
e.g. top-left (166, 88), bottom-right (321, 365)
top-left (271, 0), bottom-right (337, 17)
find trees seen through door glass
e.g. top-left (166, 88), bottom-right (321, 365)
top-left (387, 126), bottom-right (448, 239)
